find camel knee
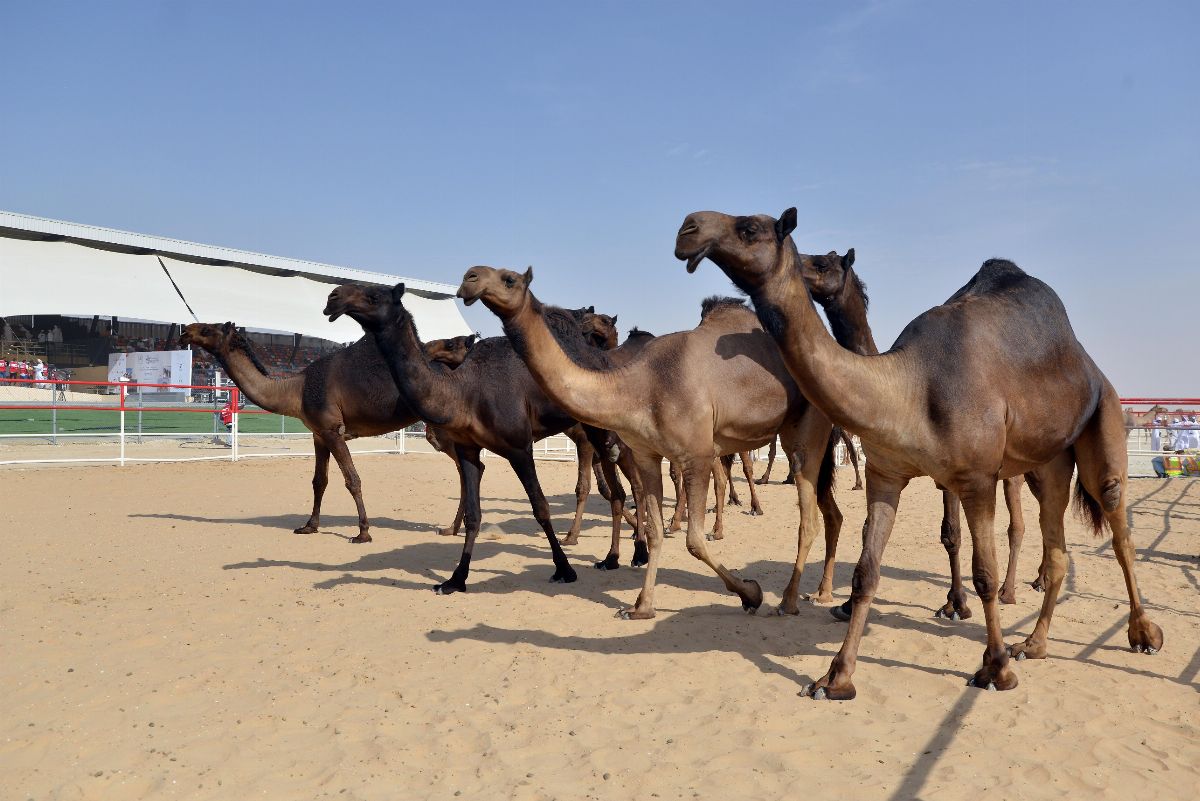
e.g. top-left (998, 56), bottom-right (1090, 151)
top-left (971, 571), bottom-right (998, 601)
top-left (850, 561), bottom-right (879, 600)
top-left (1100, 477), bottom-right (1122, 513)
top-left (940, 520), bottom-right (961, 553)
top-left (684, 532), bottom-right (708, 561)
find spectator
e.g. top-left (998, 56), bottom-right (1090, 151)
top-left (0, 357), bottom-right (8, 379)
top-left (33, 359), bottom-right (46, 388)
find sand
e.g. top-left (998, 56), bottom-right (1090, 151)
top-left (1, 454), bottom-right (1197, 800)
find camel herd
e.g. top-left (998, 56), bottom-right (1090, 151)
top-left (181, 206), bottom-right (1163, 700)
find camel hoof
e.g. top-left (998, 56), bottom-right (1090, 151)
top-left (594, 555), bottom-right (620, 571)
top-left (999, 594), bottom-right (1017, 605)
top-left (618, 608), bottom-right (655, 621)
top-left (774, 604), bottom-right (799, 617)
top-left (738, 579), bottom-right (763, 613)
top-left (293, 525), bottom-right (318, 535)
top-left (813, 687), bottom-right (827, 701)
top-left (748, 508), bottom-right (763, 517)
top-left (1015, 651), bottom-right (1026, 661)
top-left (829, 601), bottom-right (853, 622)
top-left (434, 581), bottom-right (465, 595)
top-left (631, 541), bottom-right (649, 568)
top-left (558, 534), bottom-right (580, 547)
top-left (436, 528), bottom-right (459, 538)
top-left (349, 533), bottom-right (372, 544)
top-left (550, 566), bottom-right (578, 584)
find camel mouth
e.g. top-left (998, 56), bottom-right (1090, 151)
top-left (684, 245), bottom-right (711, 274)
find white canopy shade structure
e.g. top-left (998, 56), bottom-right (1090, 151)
top-left (0, 210), bottom-right (472, 342)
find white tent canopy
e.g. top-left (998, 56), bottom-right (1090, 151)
top-left (0, 211), bottom-right (472, 343)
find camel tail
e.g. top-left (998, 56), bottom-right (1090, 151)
top-left (1072, 478), bottom-right (1109, 537)
top-left (817, 433), bottom-right (837, 500)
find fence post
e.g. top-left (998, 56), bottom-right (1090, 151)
top-left (51, 382), bottom-right (58, 446)
top-left (137, 389), bottom-right (144, 445)
top-left (398, 426), bottom-right (408, 455)
top-left (231, 387), bottom-right (239, 462)
top-left (119, 383), bottom-right (126, 467)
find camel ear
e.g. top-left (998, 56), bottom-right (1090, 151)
top-left (611, 314), bottom-right (618, 324)
top-left (842, 248), bottom-right (856, 269)
top-left (465, 334), bottom-right (477, 347)
top-left (222, 322), bottom-right (234, 334)
top-left (391, 283), bottom-right (406, 301)
top-left (775, 207), bottom-right (798, 241)
top-left (586, 305), bottom-right (594, 314)
top-left (523, 266), bottom-right (534, 286)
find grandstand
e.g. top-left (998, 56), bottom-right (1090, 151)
top-left (0, 210), bottom-right (472, 385)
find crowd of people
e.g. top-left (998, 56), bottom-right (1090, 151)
top-left (1149, 413), bottom-right (1200, 477)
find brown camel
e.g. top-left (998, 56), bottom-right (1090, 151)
top-left (457, 265), bottom-right (857, 620)
top-left (676, 207), bottom-right (1162, 698)
top-left (179, 323), bottom-right (474, 543)
top-left (326, 284), bottom-right (638, 592)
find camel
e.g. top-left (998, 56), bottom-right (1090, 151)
top-left (179, 323), bottom-right (474, 543)
top-left (757, 428), bottom-right (863, 490)
top-left (457, 265), bottom-right (859, 621)
top-left (326, 284), bottom-right (638, 593)
top-left (675, 206), bottom-right (1162, 698)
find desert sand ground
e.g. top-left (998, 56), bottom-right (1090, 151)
top-left (1, 454), bottom-right (1197, 801)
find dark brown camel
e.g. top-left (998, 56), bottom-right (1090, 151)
top-left (326, 284), bottom-right (636, 592)
top-left (458, 265), bottom-right (857, 620)
top-left (676, 206), bottom-right (1162, 699)
top-left (180, 323), bottom-right (473, 543)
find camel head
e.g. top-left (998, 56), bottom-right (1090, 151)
top-left (674, 208), bottom-right (798, 293)
top-left (180, 321), bottom-right (238, 355)
top-left (457, 266), bottom-right (533, 318)
top-left (424, 334), bottom-right (477, 367)
top-left (578, 308), bottom-right (619, 350)
top-left (798, 249), bottom-right (857, 302)
top-left (325, 283), bottom-right (407, 332)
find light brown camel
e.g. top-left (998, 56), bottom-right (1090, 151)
top-left (676, 207), bottom-right (1162, 698)
top-left (180, 323), bottom-right (473, 543)
top-left (327, 285), bottom-right (642, 591)
top-left (457, 266), bottom-right (855, 620)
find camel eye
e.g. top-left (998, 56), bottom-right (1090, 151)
top-left (503, 276), bottom-right (515, 288)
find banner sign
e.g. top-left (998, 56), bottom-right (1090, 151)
top-left (107, 350), bottom-right (192, 392)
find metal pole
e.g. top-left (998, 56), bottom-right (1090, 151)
top-left (119, 383), bottom-right (126, 467)
top-left (51, 382), bottom-right (58, 446)
top-left (137, 388), bottom-right (143, 445)
top-left (231, 387), bottom-right (239, 462)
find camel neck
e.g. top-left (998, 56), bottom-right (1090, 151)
top-left (371, 311), bottom-right (457, 425)
top-left (213, 344), bottom-right (303, 418)
top-left (753, 267), bottom-right (900, 435)
top-left (818, 267), bottom-right (879, 357)
top-left (501, 298), bottom-right (628, 428)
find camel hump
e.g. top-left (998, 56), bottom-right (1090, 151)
top-left (945, 258), bottom-right (1032, 302)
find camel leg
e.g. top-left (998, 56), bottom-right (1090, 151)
top-left (722, 455), bottom-right (742, 507)
top-left (1023, 394), bottom-right (1162, 656)
top-left (506, 447), bottom-right (577, 585)
top-left (559, 431), bottom-right (594, 546)
top-left (841, 431), bottom-right (863, 490)
top-left (741, 452), bottom-right (764, 515)
top-left (681, 458), bottom-right (762, 612)
top-left (621, 454), bottom-right (649, 567)
top-left (326, 434), bottom-right (371, 544)
top-left (959, 480), bottom-right (1019, 692)
top-left (294, 434), bottom-right (330, 534)
top-left (621, 452), bottom-right (667, 619)
top-left (708, 456), bottom-right (728, 540)
top-left (437, 451), bottom-right (474, 537)
top-left (806, 470), bottom-right (905, 701)
top-left (1007, 453), bottom-right (1073, 660)
top-left (585, 428), bottom-right (628, 571)
top-left (998, 476), bottom-right (1026, 604)
top-left (779, 421), bottom-right (834, 613)
top-left (436, 445), bottom-right (484, 594)
top-left (935, 490), bottom-right (973, 621)
top-left (755, 439), bottom-right (776, 485)
top-left (667, 461), bottom-right (685, 534)
top-left (814, 453), bottom-right (844, 603)
top-left (599, 454), bottom-right (638, 528)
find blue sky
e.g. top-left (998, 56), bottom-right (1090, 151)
top-left (3, 1), bottom-right (1197, 394)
